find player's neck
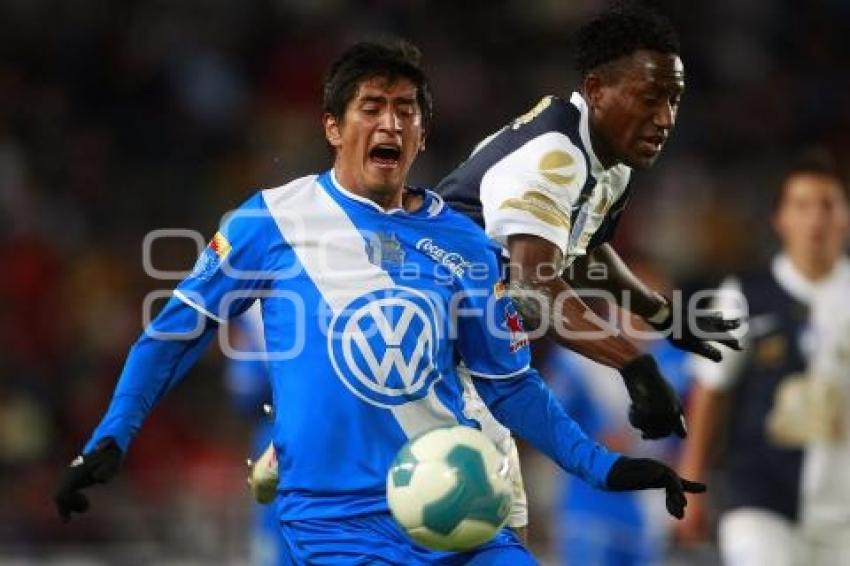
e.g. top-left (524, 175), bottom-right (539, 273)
top-left (360, 187), bottom-right (423, 212)
top-left (364, 188), bottom-right (403, 210)
top-left (332, 168), bottom-right (422, 212)
top-left (786, 251), bottom-right (837, 282)
top-left (586, 121), bottom-right (618, 169)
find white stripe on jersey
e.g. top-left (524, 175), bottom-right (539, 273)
top-left (260, 174), bottom-right (456, 439)
top-left (174, 289), bottom-right (226, 324)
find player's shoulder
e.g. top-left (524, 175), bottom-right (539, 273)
top-left (735, 266), bottom-right (773, 289)
top-left (505, 95), bottom-right (583, 149)
top-left (722, 263), bottom-right (787, 316)
top-left (486, 96), bottom-right (589, 185)
top-left (435, 204), bottom-right (503, 259)
top-left (261, 173), bottom-right (321, 205)
top-left (222, 174), bottom-right (321, 244)
top-left (439, 203), bottom-right (489, 235)
top-left (509, 95), bottom-right (579, 135)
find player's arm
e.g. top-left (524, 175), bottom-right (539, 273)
top-left (675, 381), bottom-right (728, 543)
top-left (567, 243), bottom-right (665, 319)
top-left (570, 244), bottom-right (742, 362)
top-left (674, 275), bottom-right (746, 542)
top-left (678, 383), bottom-right (729, 485)
top-left (508, 235), bottom-right (640, 367)
top-left (471, 370), bottom-right (705, 519)
top-left (54, 298), bottom-right (219, 521)
top-left (55, 193), bottom-right (273, 521)
top-left (455, 244), bottom-right (703, 519)
top-left (507, 234), bottom-right (686, 439)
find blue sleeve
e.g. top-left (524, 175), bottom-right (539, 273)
top-left (84, 193), bottom-right (275, 454)
top-left (84, 295), bottom-right (217, 453)
top-left (174, 192), bottom-right (273, 322)
top-left (473, 368), bottom-right (621, 489)
top-left (455, 245), bottom-right (530, 378)
top-left (546, 353), bottom-right (605, 438)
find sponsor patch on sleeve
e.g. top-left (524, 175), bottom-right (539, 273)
top-left (190, 231), bottom-right (232, 280)
top-left (494, 281), bottom-right (506, 298)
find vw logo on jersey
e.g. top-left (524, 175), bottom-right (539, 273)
top-left (328, 287), bottom-right (442, 408)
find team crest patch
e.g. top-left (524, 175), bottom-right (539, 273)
top-left (366, 232), bottom-right (406, 268)
top-left (190, 231), bottom-right (232, 280)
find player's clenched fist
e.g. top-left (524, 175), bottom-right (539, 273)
top-left (54, 438), bottom-right (122, 522)
top-left (619, 354), bottom-right (687, 439)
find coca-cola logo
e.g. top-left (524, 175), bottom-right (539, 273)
top-left (415, 238), bottom-right (470, 277)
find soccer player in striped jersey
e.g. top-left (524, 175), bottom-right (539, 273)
top-left (438, 2), bottom-right (741, 442)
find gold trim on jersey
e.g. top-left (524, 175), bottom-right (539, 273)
top-left (538, 150), bottom-right (577, 186)
top-left (511, 96), bottom-right (553, 130)
top-left (499, 190), bottom-right (571, 230)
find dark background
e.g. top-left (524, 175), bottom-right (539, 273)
top-left (2, 0), bottom-right (849, 562)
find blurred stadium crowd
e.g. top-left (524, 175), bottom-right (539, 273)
top-left (2, 0), bottom-right (849, 563)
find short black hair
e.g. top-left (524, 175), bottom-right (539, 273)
top-left (775, 147), bottom-right (849, 209)
top-left (575, 1), bottom-right (680, 76)
top-left (323, 39), bottom-right (433, 132)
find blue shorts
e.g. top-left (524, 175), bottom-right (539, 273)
top-left (278, 512), bottom-right (536, 565)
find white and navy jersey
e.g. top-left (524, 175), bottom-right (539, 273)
top-left (691, 255), bottom-right (850, 526)
top-left (436, 92), bottom-right (632, 262)
top-left (174, 171), bottom-right (532, 520)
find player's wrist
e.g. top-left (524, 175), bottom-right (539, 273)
top-left (619, 353), bottom-right (658, 381)
top-left (646, 293), bottom-right (671, 327)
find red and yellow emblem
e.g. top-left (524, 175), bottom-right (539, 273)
top-left (494, 281), bottom-right (506, 298)
top-left (209, 231), bottom-right (232, 259)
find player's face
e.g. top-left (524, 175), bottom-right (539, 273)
top-left (324, 76), bottom-right (425, 199)
top-left (587, 50), bottom-right (685, 169)
top-left (774, 173), bottom-right (849, 268)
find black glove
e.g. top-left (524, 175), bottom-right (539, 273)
top-left (606, 456), bottom-right (706, 519)
top-left (649, 299), bottom-right (742, 363)
top-left (620, 354), bottom-right (687, 439)
top-left (54, 438), bottom-right (123, 522)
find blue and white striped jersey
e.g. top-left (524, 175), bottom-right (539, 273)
top-left (173, 170), bottom-right (531, 519)
top-left (86, 169), bottom-right (619, 523)
top-left (437, 92), bottom-right (632, 262)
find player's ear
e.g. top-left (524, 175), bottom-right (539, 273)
top-left (583, 73), bottom-right (604, 113)
top-left (323, 113), bottom-right (343, 149)
top-left (419, 129), bottom-right (427, 153)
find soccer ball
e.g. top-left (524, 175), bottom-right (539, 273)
top-left (386, 425), bottom-right (513, 551)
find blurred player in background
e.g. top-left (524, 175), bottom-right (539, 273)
top-left (437, 1), bottom-right (740, 446)
top-left (545, 261), bottom-right (693, 565)
top-left (224, 302), bottom-right (281, 566)
top-left (677, 151), bottom-right (850, 565)
top-left (54, 39), bottom-right (703, 564)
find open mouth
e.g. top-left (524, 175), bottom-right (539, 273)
top-left (369, 144), bottom-right (402, 168)
top-left (638, 137), bottom-right (665, 156)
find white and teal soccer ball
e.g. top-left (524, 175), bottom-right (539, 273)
top-left (386, 425), bottom-right (513, 551)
